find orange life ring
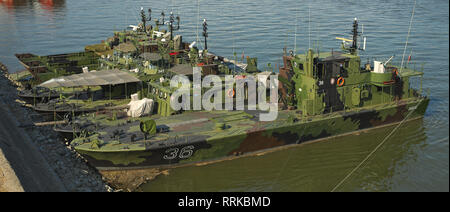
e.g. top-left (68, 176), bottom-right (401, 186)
top-left (235, 75), bottom-right (246, 80)
top-left (227, 89), bottom-right (235, 98)
top-left (337, 77), bottom-right (345, 87)
top-left (393, 68), bottom-right (399, 76)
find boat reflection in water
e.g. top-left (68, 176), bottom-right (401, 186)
top-left (136, 118), bottom-right (427, 192)
top-left (0, 0), bottom-right (65, 13)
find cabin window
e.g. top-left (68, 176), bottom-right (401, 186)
top-left (299, 63), bottom-right (304, 71)
top-left (317, 63), bottom-right (324, 80)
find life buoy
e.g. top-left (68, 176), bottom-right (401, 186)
top-left (235, 75), bottom-right (246, 80)
top-left (392, 68), bottom-right (399, 76)
top-left (227, 89), bottom-right (235, 98)
top-left (337, 77), bottom-right (345, 87)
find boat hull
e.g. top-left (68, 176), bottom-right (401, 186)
top-left (75, 97), bottom-right (429, 170)
top-left (18, 95), bottom-right (60, 105)
top-left (33, 108), bottom-right (96, 121)
top-left (53, 126), bottom-right (78, 140)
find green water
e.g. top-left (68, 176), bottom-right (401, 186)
top-left (139, 119), bottom-right (441, 191)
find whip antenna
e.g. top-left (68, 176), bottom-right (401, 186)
top-left (294, 7), bottom-right (299, 54)
top-left (308, 2), bottom-right (311, 49)
top-left (400, 0), bottom-right (416, 73)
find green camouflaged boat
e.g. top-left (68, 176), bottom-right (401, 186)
top-left (70, 19), bottom-right (429, 170)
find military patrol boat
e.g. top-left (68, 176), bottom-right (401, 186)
top-left (52, 8), bottom-right (259, 134)
top-left (70, 18), bottom-right (429, 170)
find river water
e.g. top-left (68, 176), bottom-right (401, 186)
top-left (0, 0), bottom-right (448, 191)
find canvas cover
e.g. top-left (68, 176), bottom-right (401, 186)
top-left (39, 69), bottom-right (141, 88)
top-left (127, 98), bottom-right (154, 118)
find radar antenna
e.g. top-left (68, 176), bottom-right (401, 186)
top-left (147, 8), bottom-right (152, 21)
top-left (140, 7), bottom-right (147, 32)
top-left (168, 11), bottom-right (180, 41)
top-left (336, 18), bottom-right (366, 54)
top-left (400, 0), bottom-right (416, 74)
top-left (156, 11), bottom-right (166, 27)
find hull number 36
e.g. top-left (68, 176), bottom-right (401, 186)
top-left (163, 145), bottom-right (195, 160)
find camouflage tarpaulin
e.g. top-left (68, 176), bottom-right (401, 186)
top-left (114, 42), bottom-right (137, 53)
top-left (168, 64), bottom-right (194, 75)
top-left (39, 69), bottom-right (141, 88)
top-left (140, 53), bottom-right (162, 61)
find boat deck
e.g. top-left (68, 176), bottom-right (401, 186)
top-left (72, 97), bottom-right (425, 152)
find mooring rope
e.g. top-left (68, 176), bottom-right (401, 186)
top-left (269, 125), bottom-right (305, 191)
top-left (331, 99), bottom-right (423, 192)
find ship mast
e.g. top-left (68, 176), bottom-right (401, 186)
top-left (148, 8), bottom-right (152, 21)
top-left (350, 18), bottom-right (358, 55)
top-left (168, 11), bottom-right (180, 41)
top-left (202, 19), bottom-right (208, 50)
top-left (140, 7), bottom-right (147, 32)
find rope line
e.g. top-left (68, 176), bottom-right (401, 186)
top-left (269, 124), bottom-right (306, 191)
top-left (331, 99), bottom-right (424, 192)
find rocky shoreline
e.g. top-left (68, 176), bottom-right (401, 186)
top-left (0, 62), bottom-right (114, 192)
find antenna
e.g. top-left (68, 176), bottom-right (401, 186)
top-left (400, 0), bottom-right (416, 73)
top-left (351, 17), bottom-right (358, 54)
top-left (230, 0), bottom-right (236, 74)
top-left (294, 7), bottom-right (298, 54)
top-left (140, 7), bottom-right (147, 32)
top-left (361, 23), bottom-right (366, 51)
top-left (169, 11), bottom-right (174, 40)
top-left (202, 19), bottom-right (208, 50)
top-left (315, 18), bottom-right (320, 58)
top-left (363, 37), bottom-right (366, 50)
top-left (161, 11), bottom-right (165, 24)
top-left (155, 10), bottom-right (165, 27)
top-left (308, 3), bottom-right (311, 50)
top-left (147, 8), bottom-right (152, 21)
top-left (196, 0), bottom-right (200, 47)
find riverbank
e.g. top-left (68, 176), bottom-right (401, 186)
top-left (0, 62), bottom-right (114, 192)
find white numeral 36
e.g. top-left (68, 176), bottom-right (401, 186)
top-left (163, 145), bottom-right (195, 160)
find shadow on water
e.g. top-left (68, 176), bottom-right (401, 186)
top-left (137, 118), bottom-right (428, 192)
